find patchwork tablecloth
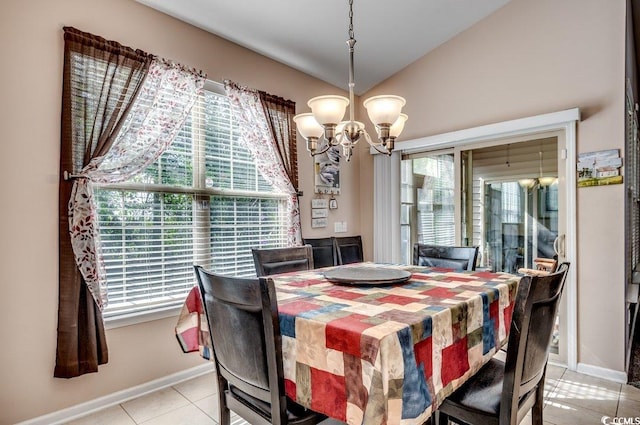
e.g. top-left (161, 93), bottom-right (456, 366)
top-left (176, 263), bottom-right (519, 425)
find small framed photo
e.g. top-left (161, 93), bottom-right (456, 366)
top-left (329, 198), bottom-right (338, 209)
top-left (311, 208), bottom-right (328, 218)
top-left (311, 199), bottom-right (328, 209)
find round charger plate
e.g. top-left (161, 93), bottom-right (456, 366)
top-left (324, 266), bottom-right (411, 286)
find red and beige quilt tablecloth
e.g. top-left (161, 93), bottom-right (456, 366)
top-left (176, 263), bottom-right (519, 425)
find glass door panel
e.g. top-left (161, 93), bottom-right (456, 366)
top-left (482, 181), bottom-right (558, 274)
top-left (396, 133), bottom-right (569, 365)
top-left (400, 152), bottom-right (455, 265)
top-left (464, 138), bottom-right (563, 358)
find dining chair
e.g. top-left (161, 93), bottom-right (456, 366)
top-left (334, 235), bottom-right (364, 265)
top-left (518, 257), bottom-right (558, 276)
top-left (413, 243), bottom-right (479, 271)
top-left (193, 266), bottom-right (326, 425)
top-left (252, 245), bottom-right (314, 276)
top-left (435, 262), bottom-right (570, 425)
top-left (302, 237), bottom-right (337, 268)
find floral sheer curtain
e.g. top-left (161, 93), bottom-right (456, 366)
top-left (57, 27), bottom-right (205, 378)
top-left (69, 60), bottom-right (205, 309)
top-left (224, 81), bottom-right (302, 246)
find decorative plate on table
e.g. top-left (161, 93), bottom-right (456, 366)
top-left (324, 266), bottom-right (412, 286)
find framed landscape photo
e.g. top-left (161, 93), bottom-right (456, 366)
top-left (577, 149), bottom-right (623, 187)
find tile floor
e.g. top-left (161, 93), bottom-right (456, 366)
top-left (63, 362), bottom-right (640, 425)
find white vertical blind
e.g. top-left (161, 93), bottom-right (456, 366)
top-left (374, 152), bottom-right (402, 264)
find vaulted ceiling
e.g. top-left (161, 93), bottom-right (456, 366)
top-left (136, 0), bottom-right (511, 94)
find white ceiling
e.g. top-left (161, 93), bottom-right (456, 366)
top-left (136, 0), bottom-right (511, 94)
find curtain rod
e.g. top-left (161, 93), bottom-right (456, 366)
top-left (63, 171), bottom-right (83, 180)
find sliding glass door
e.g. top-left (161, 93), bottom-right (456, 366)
top-left (399, 136), bottom-right (568, 362)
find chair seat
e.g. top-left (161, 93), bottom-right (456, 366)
top-left (442, 358), bottom-right (537, 418)
top-left (444, 358), bottom-right (505, 415)
top-left (229, 385), bottom-right (325, 424)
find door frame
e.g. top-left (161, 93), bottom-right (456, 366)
top-left (372, 108), bottom-right (579, 370)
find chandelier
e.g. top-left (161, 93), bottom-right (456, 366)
top-left (519, 144), bottom-right (558, 188)
top-left (293, 0), bottom-right (408, 162)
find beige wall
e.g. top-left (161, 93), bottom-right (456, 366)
top-left (0, 0), bottom-right (627, 422)
top-left (360, 0), bottom-right (626, 371)
top-left (0, 0), bottom-right (357, 423)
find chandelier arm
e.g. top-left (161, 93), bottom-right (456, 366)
top-left (313, 143), bottom-right (332, 156)
top-left (295, 0), bottom-right (406, 163)
top-left (332, 131), bottom-right (344, 146)
top-left (362, 130), bottom-right (392, 155)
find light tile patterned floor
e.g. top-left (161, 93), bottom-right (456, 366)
top-left (63, 364), bottom-right (640, 425)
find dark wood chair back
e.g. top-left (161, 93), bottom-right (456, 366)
top-left (252, 245), bottom-right (314, 276)
top-left (506, 262), bottom-right (569, 403)
top-left (436, 262), bottom-right (570, 425)
top-left (194, 266), bottom-right (325, 425)
top-left (334, 235), bottom-right (364, 265)
top-left (302, 237), bottom-right (337, 268)
top-left (518, 257), bottom-right (558, 276)
top-left (413, 243), bottom-right (479, 271)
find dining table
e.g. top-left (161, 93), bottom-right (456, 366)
top-left (175, 262), bottom-right (520, 425)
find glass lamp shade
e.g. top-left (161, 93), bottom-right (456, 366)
top-left (307, 95), bottom-right (349, 125)
top-left (387, 113), bottom-right (408, 138)
top-left (293, 113), bottom-right (324, 139)
top-left (363, 95), bottom-right (406, 125)
top-left (539, 176), bottom-right (557, 187)
top-left (518, 178), bottom-right (536, 188)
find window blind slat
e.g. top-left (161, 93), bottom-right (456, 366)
top-left (95, 88), bottom-right (288, 317)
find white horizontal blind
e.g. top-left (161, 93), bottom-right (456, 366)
top-left (414, 154), bottom-right (455, 245)
top-left (96, 88), bottom-right (287, 317)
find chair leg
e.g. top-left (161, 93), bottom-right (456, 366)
top-left (215, 375), bottom-right (231, 425)
top-left (218, 403), bottom-right (231, 425)
top-left (531, 378), bottom-right (545, 425)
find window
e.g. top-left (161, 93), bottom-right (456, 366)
top-left (400, 153), bottom-right (455, 264)
top-left (95, 85), bottom-right (288, 317)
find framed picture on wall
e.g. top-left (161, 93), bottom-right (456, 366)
top-left (311, 198), bottom-right (328, 209)
top-left (311, 208), bottom-right (328, 218)
top-left (314, 145), bottom-right (340, 195)
top-left (311, 218), bottom-right (328, 228)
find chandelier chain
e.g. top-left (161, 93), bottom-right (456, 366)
top-left (348, 0), bottom-right (355, 41)
top-left (293, 0), bottom-right (407, 162)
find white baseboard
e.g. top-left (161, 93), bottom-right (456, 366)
top-left (576, 362), bottom-right (628, 384)
top-left (16, 363), bottom-right (215, 425)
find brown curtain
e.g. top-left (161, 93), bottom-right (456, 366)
top-left (56, 27), bottom-right (152, 378)
top-left (258, 92), bottom-right (299, 191)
